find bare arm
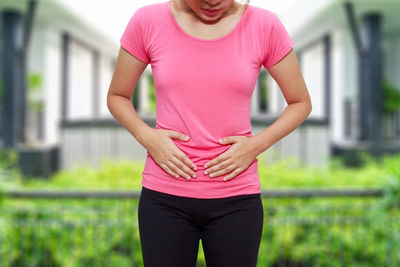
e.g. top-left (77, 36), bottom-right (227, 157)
top-left (251, 48), bottom-right (312, 156)
top-left (106, 46), bottom-right (153, 148)
top-left (107, 46), bottom-right (197, 180)
top-left (201, 48), bottom-right (312, 181)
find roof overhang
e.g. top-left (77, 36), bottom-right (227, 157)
top-left (287, 0), bottom-right (400, 47)
top-left (0, 0), bottom-right (118, 55)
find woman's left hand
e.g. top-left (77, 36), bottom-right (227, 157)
top-left (203, 136), bottom-right (259, 181)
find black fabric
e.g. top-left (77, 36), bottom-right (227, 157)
top-left (138, 186), bottom-right (264, 267)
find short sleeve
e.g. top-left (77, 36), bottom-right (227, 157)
top-left (262, 12), bottom-right (295, 69)
top-left (120, 8), bottom-right (151, 64)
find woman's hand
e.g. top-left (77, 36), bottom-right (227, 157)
top-left (203, 136), bottom-right (258, 181)
top-left (144, 129), bottom-right (198, 180)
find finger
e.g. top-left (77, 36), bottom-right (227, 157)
top-left (171, 155), bottom-right (196, 179)
top-left (204, 154), bottom-right (229, 169)
top-left (209, 165), bottom-right (236, 178)
top-left (166, 160), bottom-right (192, 180)
top-left (223, 167), bottom-right (243, 181)
top-left (159, 162), bottom-right (180, 179)
top-left (208, 163), bottom-right (235, 178)
top-left (175, 151), bottom-right (198, 172)
top-left (168, 130), bottom-right (189, 142)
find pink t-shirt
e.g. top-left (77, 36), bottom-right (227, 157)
top-left (120, 1), bottom-right (295, 199)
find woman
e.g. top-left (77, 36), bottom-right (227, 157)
top-left (107, 0), bottom-right (312, 266)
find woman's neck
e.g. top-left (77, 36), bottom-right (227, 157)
top-left (171, 0), bottom-right (242, 25)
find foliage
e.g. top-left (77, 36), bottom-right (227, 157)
top-left (14, 151), bottom-right (395, 191)
top-left (28, 72), bottom-right (43, 90)
top-left (18, 158), bottom-right (144, 190)
top-left (257, 199), bottom-right (400, 266)
top-left (382, 78), bottom-right (400, 113)
top-left (377, 153), bottom-right (400, 210)
top-left (257, 151), bottom-right (390, 189)
top-left (1, 152), bottom-right (400, 266)
top-left (0, 199), bottom-right (142, 267)
top-left (0, 149), bottom-right (23, 191)
top-left (148, 74), bottom-right (156, 112)
top-left (27, 72), bottom-right (44, 112)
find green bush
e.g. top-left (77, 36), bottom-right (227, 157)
top-left (15, 151), bottom-right (395, 191)
top-left (0, 149), bottom-right (23, 193)
top-left (1, 152), bottom-right (400, 266)
top-left (382, 78), bottom-right (400, 113)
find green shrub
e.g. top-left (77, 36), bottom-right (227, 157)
top-left (2, 152), bottom-right (400, 267)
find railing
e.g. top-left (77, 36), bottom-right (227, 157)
top-left (383, 110), bottom-right (400, 141)
top-left (0, 188), bottom-right (398, 267)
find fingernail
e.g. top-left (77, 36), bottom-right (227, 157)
top-left (204, 170), bottom-right (208, 175)
top-left (192, 173), bottom-right (196, 178)
top-left (193, 166), bottom-right (197, 170)
top-left (184, 135), bottom-right (189, 140)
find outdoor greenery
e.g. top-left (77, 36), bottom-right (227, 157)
top-left (259, 69), bottom-right (269, 111)
top-left (0, 150), bottom-right (400, 266)
top-left (27, 72), bottom-right (44, 113)
top-left (148, 74), bottom-right (156, 113)
top-left (382, 78), bottom-right (400, 113)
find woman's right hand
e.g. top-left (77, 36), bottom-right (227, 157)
top-left (144, 129), bottom-right (197, 180)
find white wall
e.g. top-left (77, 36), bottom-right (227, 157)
top-left (302, 41), bottom-right (326, 120)
top-left (43, 28), bottom-right (62, 146)
top-left (27, 22), bottom-right (47, 145)
top-left (330, 26), bottom-right (359, 143)
top-left (331, 28), bottom-right (345, 143)
top-left (28, 24), bottom-right (117, 146)
top-left (283, 0), bottom-right (335, 34)
top-left (99, 55), bottom-right (114, 118)
top-left (68, 41), bottom-right (94, 120)
top-left (267, 40), bottom-right (326, 119)
top-left (267, 74), bottom-right (283, 115)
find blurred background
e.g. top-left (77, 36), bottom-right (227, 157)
top-left (1, 0), bottom-right (400, 266)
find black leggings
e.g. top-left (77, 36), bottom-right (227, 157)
top-left (138, 186), bottom-right (264, 267)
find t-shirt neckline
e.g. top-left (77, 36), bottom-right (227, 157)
top-left (167, 0), bottom-right (249, 42)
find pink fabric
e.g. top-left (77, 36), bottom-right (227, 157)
top-left (120, 1), bottom-right (295, 199)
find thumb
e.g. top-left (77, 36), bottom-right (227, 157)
top-left (218, 136), bottom-right (234, 144)
top-left (170, 131), bottom-right (190, 141)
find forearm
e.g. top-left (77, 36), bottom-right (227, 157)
top-left (251, 101), bottom-right (312, 156)
top-left (107, 94), bottom-right (154, 150)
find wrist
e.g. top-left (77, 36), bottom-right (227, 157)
top-left (137, 127), bottom-right (155, 150)
top-left (249, 134), bottom-right (270, 157)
